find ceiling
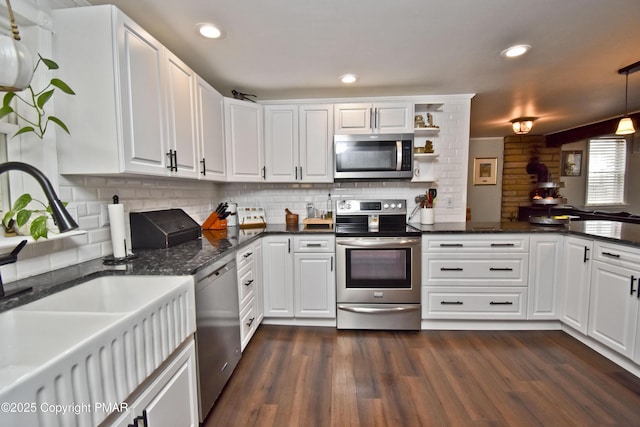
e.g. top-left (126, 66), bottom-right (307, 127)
top-left (79, 0), bottom-right (640, 139)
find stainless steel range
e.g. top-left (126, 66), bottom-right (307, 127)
top-left (335, 199), bottom-right (421, 330)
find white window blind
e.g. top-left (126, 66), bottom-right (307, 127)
top-left (586, 138), bottom-right (627, 205)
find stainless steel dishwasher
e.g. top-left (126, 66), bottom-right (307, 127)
top-left (194, 252), bottom-right (241, 421)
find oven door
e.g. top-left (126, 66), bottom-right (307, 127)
top-left (336, 236), bottom-right (421, 304)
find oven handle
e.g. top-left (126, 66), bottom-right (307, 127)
top-left (336, 238), bottom-right (420, 249)
top-left (338, 305), bottom-right (421, 314)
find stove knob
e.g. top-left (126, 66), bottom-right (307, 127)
top-left (397, 202), bottom-right (403, 209)
top-left (390, 203), bottom-right (396, 209)
top-left (383, 203), bottom-right (389, 209)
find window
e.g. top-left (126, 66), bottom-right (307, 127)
top-left (586, 138), bottom-right (627, 205)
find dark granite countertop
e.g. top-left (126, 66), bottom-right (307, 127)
top-left (3, 219), bottom-right (639, 313)
top-left (0, 224), bottom-right (334, 313)
top-left (410, 220), bottom-right (640, 249)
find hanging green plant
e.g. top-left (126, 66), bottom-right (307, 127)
top-left (0, 54), bottom-right (75, 139)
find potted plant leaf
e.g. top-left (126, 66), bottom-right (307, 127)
top-left (0, 54), bottom-right (75, 138)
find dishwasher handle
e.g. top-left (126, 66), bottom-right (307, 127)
top-left (199, 259), bottom-right (237, 283)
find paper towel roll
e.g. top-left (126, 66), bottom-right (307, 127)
top-left (108, 203), bottom-right (127, 258)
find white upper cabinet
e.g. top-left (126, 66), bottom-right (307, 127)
top-left (53, 5), bottom-right (199, 178)
top-left (299, 104), bottom-right (333, 182)
top-left (224, 98), bottom-right (264, 181)
top-left (263, 103), bottom-right (333, 183)
top-left (165, 51), bottom-right (199, 178)
top-left (264, 105), bottom-right (298, 182)
top-left (334, 101), bottom-right (412, 134)
top-left (195, 77), bottom-right (226, 180)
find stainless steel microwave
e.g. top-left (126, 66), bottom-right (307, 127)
top-left (334, 133), bottom-right (414, 180)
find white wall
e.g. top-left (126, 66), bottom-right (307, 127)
top-left (467, 137), bottom-right (503, 222)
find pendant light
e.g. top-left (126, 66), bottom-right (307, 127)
top-left (615, 61), bottom-right (640, 136)
top-left (0, 0), bottom-right (34, 92)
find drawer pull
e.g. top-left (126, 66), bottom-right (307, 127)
top-left (246, 317), bottom-right (255, 327)
top-left (490, 243), bottom-right (515, 247)
top-left (440, 243), bottom-right (463, 247)
top-left (305, 243), bottom-right (323, 247)
top-left (631, 275), bottom-right (637, 296)
top-left (602, 251), bottom-right (621, 258)
top-left (441, 267), bottom-right (463, 271)
top-left (243, 252), bottom-right (253, 258)
top-left (440, 301), bottom-right (464, 305)
top-left (244, 279), bottom-right (254, 287)
top-left (490, 301), bottom-right (514, 305)
top-left (489, 267), bottom-right (514, 271)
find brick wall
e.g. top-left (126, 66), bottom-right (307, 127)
top-left (501, 136), bottom-right (560, 222)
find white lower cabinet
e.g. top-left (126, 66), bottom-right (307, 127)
top-left (422, 234), bottom-right (529, 319)
top-left (236, 239), bottom-right (264, 350)
top-left (262, 235), bottom-right (335, 320)
top-left (110, 338), bottom-right (199, 427)
top-left (262, 235), bottom-right (295, 317)
top-left (294, 252), bottom-right (336, 318)
top-left (587, 241), bottom-right (640, 359)
top-left (561, 236), bottom-right (593, 333)
top-left (527, 235), bottom-right (563, 319)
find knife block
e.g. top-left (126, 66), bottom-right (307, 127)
top-left (203, 212), bottom-right (228, 230)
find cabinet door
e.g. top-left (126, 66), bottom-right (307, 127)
top-left (588, 260), bottom-right (639, 358)
top-left (294, 253), bottom-right (336, 318)
top-left (561, 236), bottom-right (593, 333)
top-left (374, 102), bottom-right (413, 133)
top-left (253, 240), bottom-right (264, 323)
top-left (299, 104), bottom-right (334, 183)
top-left (264, 105), bottom-right (299, 182)
top-left (527, 235), bottom-right (563, 319)
top-left (224, 98), bottom-right (264, 181)
top-left (196, 77), bottom-right (226, 180)
top-left (334, 103), bottom-right (371, 133)
top-left (111, 339), bottom-right (199, 427)
top-left (117, 13), bottom-right (170, 174)
top-left (262, 236), bottom-right (294, 317)
top-left (165, 51), bottom-right (199, 178)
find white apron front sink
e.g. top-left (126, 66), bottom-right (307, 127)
top-left (0, 275), bottom-right (196, 427)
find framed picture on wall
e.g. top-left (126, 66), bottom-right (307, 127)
top-left (561, 150), bottom-right (582, 176)
top-left (473, 157), bottom-right (498, 185)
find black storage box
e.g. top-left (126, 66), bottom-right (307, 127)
top-left (130, 209), bottom-right (201, 249)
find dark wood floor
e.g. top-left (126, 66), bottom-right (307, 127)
top-left (204, 326), bottom-right (640, 426)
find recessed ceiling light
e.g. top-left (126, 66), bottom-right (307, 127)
top-left (501, 44), bottom-right (532, 58)
top-left (340, 74), bottom-right (358, 84)
top-left (196, 23), bottom-right (223, 39)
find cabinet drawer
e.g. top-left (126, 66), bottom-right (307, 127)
top-left (423, 287), bottom-right (526, 319)
top-left (236, 245), bottom-right (256, 270)
top-left (293, 235), bottom-right (335, 252)
top-left (240, 296), bottom-right (258, 350)
top-left (238, 263), bottom-right (256, 308)
top-left (594, 241), bottom-right (640, 269)
top-left (424, 234), bottom-right (529, 253)
top-left (424, 253), bottom-right (528, 286)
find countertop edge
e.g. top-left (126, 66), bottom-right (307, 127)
top-left (2, 220), bottom-right (639, 313)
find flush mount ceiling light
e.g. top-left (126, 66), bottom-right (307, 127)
top-left (340, 74), bottom-right (358, 84)
top-left (0, 0), bottom-right (34, 92)
top-left (615, 60), bottom-right (640, 135)
top-left (510, 117), bottom-right (537, 134)
top-left (500, 44), bottom-right (532, 58)
top-left (196, 23), bottom-right (223, 39)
